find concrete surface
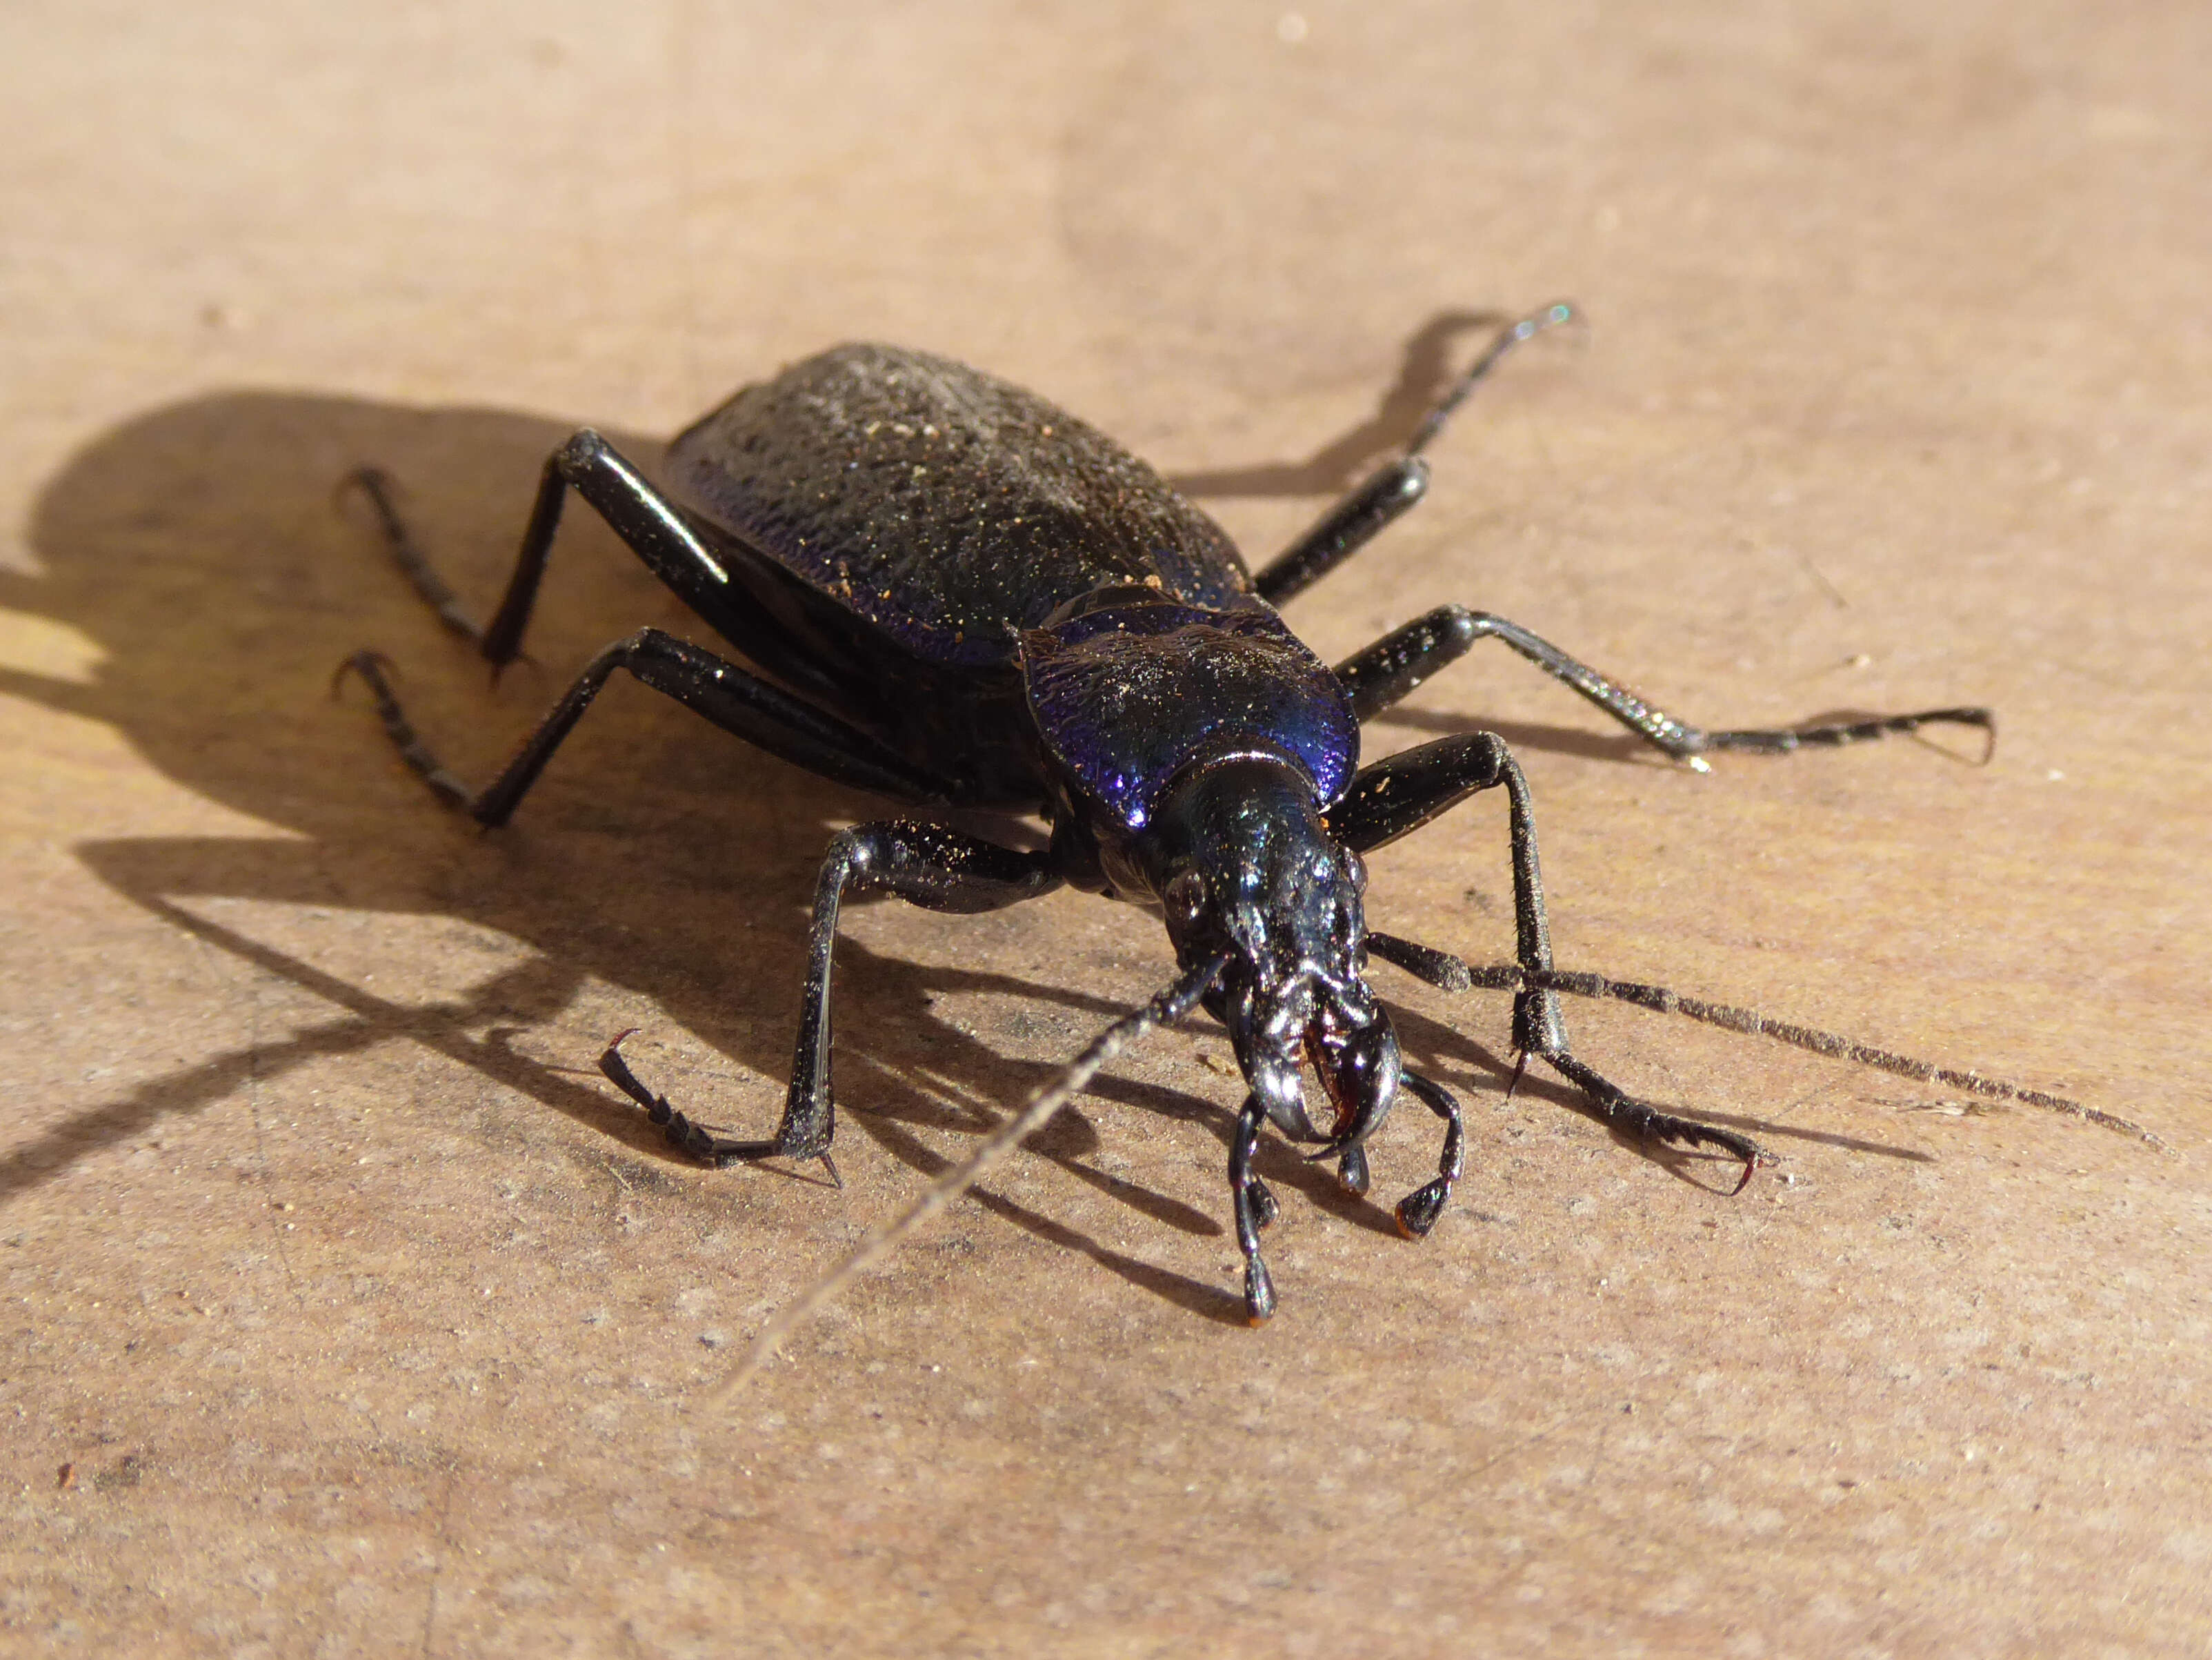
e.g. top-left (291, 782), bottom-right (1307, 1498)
top-left (4, 2), bottom-right (2209, 1654)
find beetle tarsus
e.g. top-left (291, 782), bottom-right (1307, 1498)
top-left (599, 1030), bottom-right (793, 1168)
top-left (597, 1030), bottom-right (688, 1140)
top-left (1335, 1143), bottom-right (1371, 1196)
top-left (1504, 1050), bottom-right (1531, 1105)
top-left (1245, 1176), bottom-right (1279, 1229)
top-left (1701, 705), bottom-right (1996, 765)
top-left (332, 649), bottom-right (472, 808)
top-left (1396, 1180), bottom-right (1451, 1239)
top-left (1543, 1049), bottom-right (1767, 1184)
top-left (1229, 1094), bottom-right (1277, 1320)
top-left (336, 465), bottom-right (488, 644)
top-left (1395, 1071), bottom-right (1464, 1238)
top-left (1402, 301), bottom-right (1582, 460)
top-left (1243, 1257), bottom-right (1276, 1326)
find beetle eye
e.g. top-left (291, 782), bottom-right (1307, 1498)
top-left (1164, 871), bottom-right (1206, 925)
top-left (1344, 850), bottom-right (1368, 893)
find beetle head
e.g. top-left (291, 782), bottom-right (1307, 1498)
top-left (1136, 747), bottom-right (1400, 1151)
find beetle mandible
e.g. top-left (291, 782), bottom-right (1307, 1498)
top-left (340, 303), bottom-right (2121, 1349)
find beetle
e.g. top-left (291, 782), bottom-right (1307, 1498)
top-left (339, 302), bottom-right (2120, 1343)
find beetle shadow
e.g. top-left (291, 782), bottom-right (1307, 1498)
top-left (1164, 308), bottom-right (1528, 499)
top-left (4, 387), bottom-right (1460, 1327)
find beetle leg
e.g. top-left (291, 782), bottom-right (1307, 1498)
top-left (337, 468), bottom-right (488, 645)
top-left (473, 430), bottom-right (769, 674)
top-left (1244, 1174), bottom-right (1279, 1229)
top-left (339, 627), bottom-right (949, 822)
top-left (1251, 460), bottom-right (1430, 607)
top-left (597, 1029), bottom-right (792, 1169)
top-left (343, 431), bottom-right (747, 675)
top-left (1329, 732), bottom-right (1768, 1185)
top-left (479, 629), bottom-right (949, 821)
top-left (1543, 1051), bottom-right (1763, 1193)
top-left (775, 822), bottom-right (1063, 1164)
top-left (1228, 1093), bottom-right (1276, 1324)
top-left (349, 433), bottom-right (862, 718)
top-left (578, 824), bottom-right (1059, 1173)
top-left (1253, 304), bottom-right (1579, 605)
top-left (331, 652), bottom-right (471, 808)
top-left (1328, 731), bottom-right (1555, 1013)
top-left (1394, 1069), bottom-right (1464, 1238)
top-left (1334, 604), bottom-right (1994, 769)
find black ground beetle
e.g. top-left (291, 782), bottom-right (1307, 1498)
top-left (339, 303), bottom-right (2151, 1363)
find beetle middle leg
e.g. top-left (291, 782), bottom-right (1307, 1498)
top-left (773, 822), bottom-right (1062, 1163)
top-left (1333, 605), bottom-right (1994, 769)
top-left (339, 627), bottom-right (944, 821)
top-left (1326, 731), bottom-right (1766, 1186)
top-left (1237, 301), bottom-right (1992, 764)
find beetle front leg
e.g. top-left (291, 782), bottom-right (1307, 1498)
top-left (1229, 1093), bottom-right (1276, 1324)
top-left (1328, 731), bottom-right (1564, 1056)
top-left (606, 823), bottom-right (1062, 1174)
top-left (1394, 1070), bottom-right (1464, 1238)
top-left (599, 1031), bottom-right (788, 1169)
top-left (1329, 733), bottom-right (1766, 1185)
top-left (1335, 606), bottom-right (1993, 769)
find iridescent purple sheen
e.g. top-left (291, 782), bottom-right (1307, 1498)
top-left (1021, 602), bottom-right (1358, 829)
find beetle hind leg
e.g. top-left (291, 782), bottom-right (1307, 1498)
top-left (337, 467), bottom-right (492, 646)
top-left (341, 431), bottom-right (747, 675)
top-left (332, 651), bottom-right (472, 807)
top-left (1251, 304), bottom-right (1580, 606)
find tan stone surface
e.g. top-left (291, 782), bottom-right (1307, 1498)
top-left (5, 3), bottom-right (2210, 1654)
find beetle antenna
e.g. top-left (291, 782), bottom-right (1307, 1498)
top-left (702, 952), bottom-right (1232, 1410)
top-left (1364, 931), bottom-right (2167, 1151)
top-left (1403, 300), bottom-right (1580, 459)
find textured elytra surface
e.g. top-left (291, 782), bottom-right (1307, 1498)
top-left (1022, 604), bottom-right (1358, 829)
top-left (664, 344), bottom-right (1255, 666)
